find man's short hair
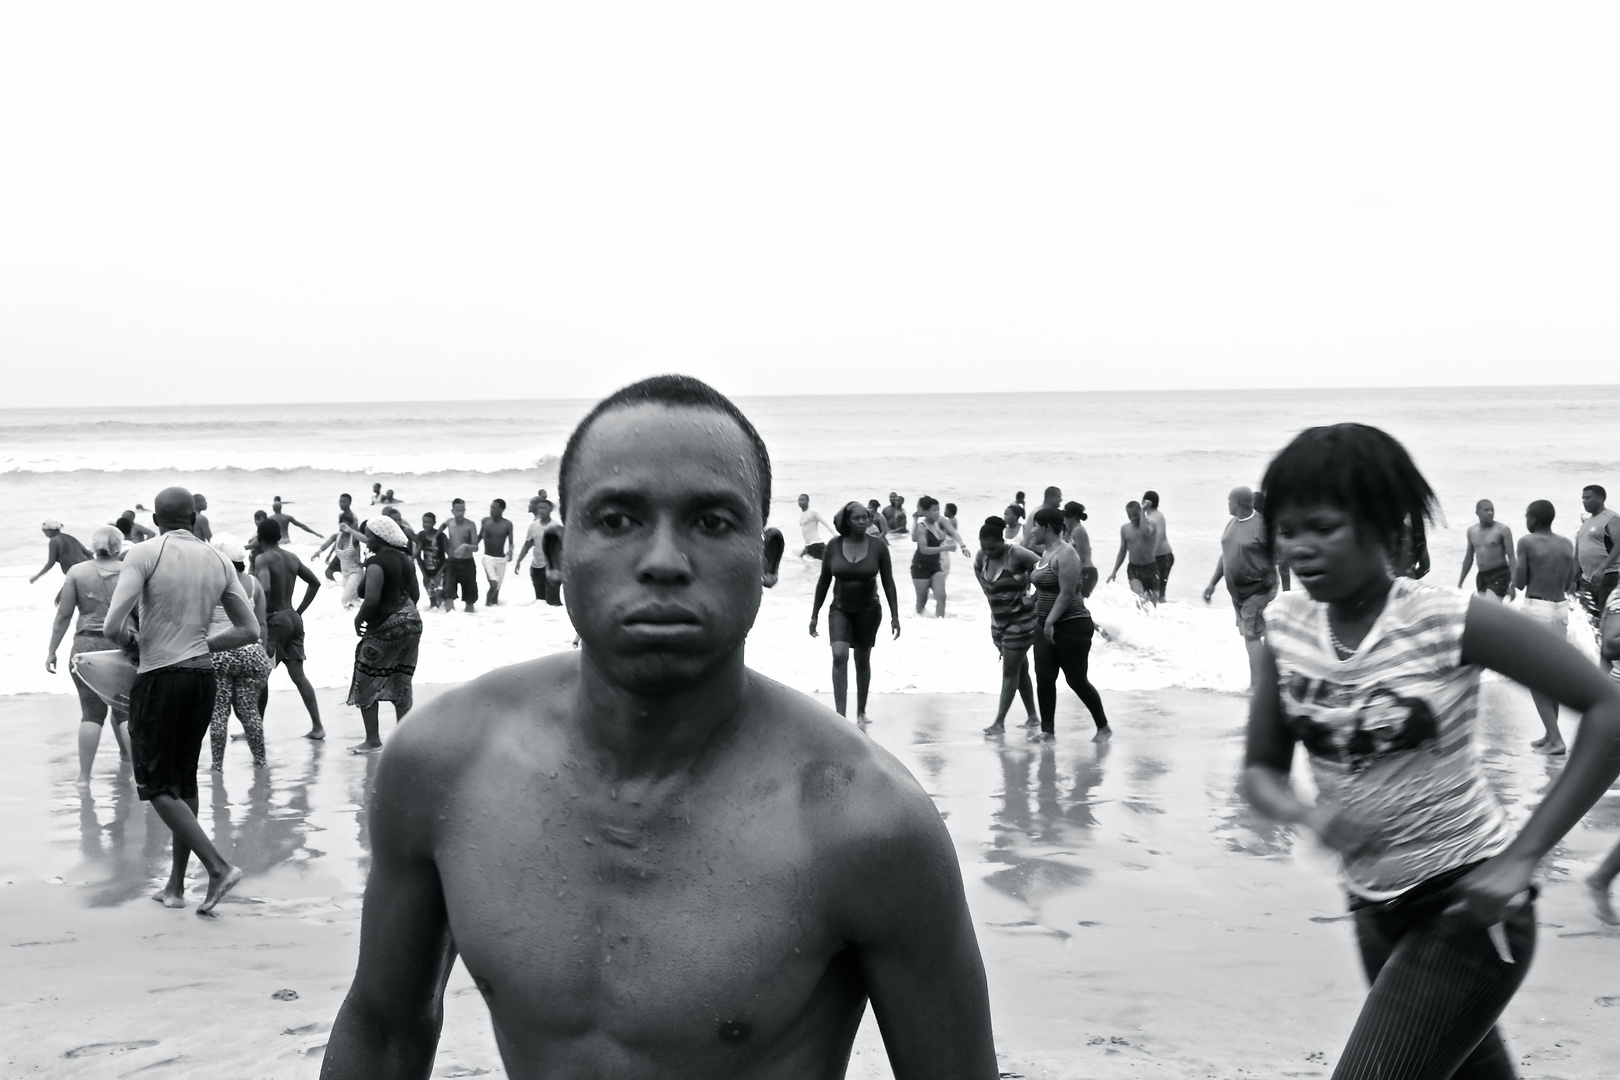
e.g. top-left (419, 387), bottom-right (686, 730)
top-left (1527, 500), bottom-right (1555, 529)
top-left (253, 510), bottom-right (267, 521)
top-left (1142, 490), bottom-right (1159, 507)
top-left (341, 492), bottom-right (352, 500)
top-left (422, 512), bottom-right (437, 524)
top-left (492, 498), bottom-right (506, 511)
top-left (452, 498), bottom-right (465, 507)
top-left (1586, 484), bottom-right (1608, 501)
top-left (557, 374), bottom-right (772, 524)
top-left (1044, 486), bottom-right (1061, 500)
top-left (1126, 500), bottom-right (1141, 513)
top-left (256, 518), bottom-right (281, 545)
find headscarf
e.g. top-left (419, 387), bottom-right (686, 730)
top-left (367, 515), bottom-right (410, 551)
top-left (41, 518), bottom-right (62, 531)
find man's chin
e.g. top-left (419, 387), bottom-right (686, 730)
top-left (584, 640), bottom-right (742, 695)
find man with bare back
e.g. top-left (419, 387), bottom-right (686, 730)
top-left (321, 375), bottom-right (996, 1080)
top-left (1106, 499), bottom-right (1161, 606)
top-left (255, 518), bottom-right (326, 740)
top-left (1515, 499), bottom-right (1579, 753)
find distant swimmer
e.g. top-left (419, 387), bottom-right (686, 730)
top-left (104, 487), bottom-right (259, 914)
top-left (1244, 423), bottom-right (1620, 1079)
top-left (1026, 507), bottom-right (1110, 740)
top-left (378, 488), bottom-right (400, 504)
top-left (1203, 486), bottom-right (1281, 692)
top-left (47, 525), bottom-right (132, 787)
top-left (1458, 499), bottom-right (1516, 600)
top-left (29, 519), bottom-right (91, 584)
top-left (441, 498), bottom-right (480, 612)
top-left (974, 517), bottom-right (1039, 733)
top-left (910, 496), bottom-right (958, 617)
top-left (190, 492), bottom-right (213, 542)
top-left (865, 499), bottom-right (887, 540)
top-left (881, 491), bottom-right (909, 534)
top-left (370, 483), bottom-right (383, 504)
top-left (115, 509), bottom-right (156, 543)
top-left (1575, 484), bottom-right (1620, 633)
top-left (1063, 501), bottom-right (1098, 598)
top-left (1514, 500), bottom-right (1577, 754)
top-left (269, 496), bottom-right (321, 543)
top-left (320, 375), bottom-right (994, 1079)
top-left (810, 501), bottom-right (901, 723)
top-left (797, 493), bottom-right (834, 559)
top-left (255, 518), bottom-right (326, 741)
top-left (207, 534), bottom-right (271, 772)
top-left (1141, 491), bottom-right (1172, 603)
top-left (477, 499), bottom-right (515, 606)
top-left (1106, 500), bottom-right (1160, 607)
top-left (345, 516), bottom-right (421, 755)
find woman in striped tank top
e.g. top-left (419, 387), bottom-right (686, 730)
top-left (1245, 423), bottom-right (1620, 1080)
top-left (974, 517), bottom-right (1040, 733)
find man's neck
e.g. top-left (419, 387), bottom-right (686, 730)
top-left (156, 522), bottom-right (192, 535)
top-left (1236, 511), bottom-right (1256, 522)
top-left (575, 650), bottom-right (751, 779)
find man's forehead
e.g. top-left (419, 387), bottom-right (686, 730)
top-left (574, 403), bottom-right (761, 498)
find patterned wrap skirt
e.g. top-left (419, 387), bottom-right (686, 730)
top-left (346, 607), bottom-right (422, 710)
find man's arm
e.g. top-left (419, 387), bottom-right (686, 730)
top-left (294, 559), bottom-right (322, 615)
top-left (290, 515), bottom-right (321, 537)
top-left (1106, 531), bottom-right (1128, 581)
top-left (211, 579), bottom-right (259, 652)
top-left (47, 576), bottom-right (79, 670)
top-left (321, 725), bottom-right (458, 1079)
top-left (1501, 527), bottom-right (1517, 599)
top-left (504, 524), bottom-right (514, 560)
top-left (29, 538), bottom-right (61, 584)
top-left (1601, 518), bottom-right (1620, 577)
top-left (1203, 560), bottom-right (1225, 602)
top-left (1457, 528), bottom-right (1476, 588)
top-left (839, 768), bottom-right (996, 1080)
top-left (515, 533), bottom-right (534, 569)
top-left (104, 553), bottom-right (147, 647)
top-left (1512, 537), bottom-right (1530, 593)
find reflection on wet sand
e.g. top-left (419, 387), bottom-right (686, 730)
top-left (5, 678), bottom-right (1620, 1078)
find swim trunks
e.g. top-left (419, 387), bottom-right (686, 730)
top-left (1475, 565), bottom-right (1511, 598)
top-left (481, 553), bottom-right (509, 588)
top-left (803, 542), bottom-right (826, 560)
top-left (828, 604), bottom-right (882, 649)
top-left (1233, 585), bottom-right (1277, 641)
top-left (1126, 562), bottom-right (1161, 594)
top-left (1154, 552), bottom-right (1175, 595)
top-left (266, 608), bottom-right (307, 666)
top-left (444, 559), bottom-right (479, 604)
top-left (127, 657), bottom-right (215, 801)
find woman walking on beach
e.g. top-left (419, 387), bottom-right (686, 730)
top-left (1026, 507), bottom-right (1111, 740)
top-left (1063, 501), bottom-right (1099, 598)
top-left (208, 534), bottom-right (272, 771)
top-left (46, 526), bottom-right (132, 786)
top-left (1244, 423), bottom-right (1620, 1080)
top-left (910, 497), bottom-right (957, 617)
top-left (975, 517), bottom-right (1040, 733)
top-left (347, 517), bottom-right (422, 753)
top-left (810, 502), bottom-right (900, 724)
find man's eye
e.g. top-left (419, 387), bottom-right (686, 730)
top-left (696, 513), bottom-right (735, 534)
top-left (598, 511), bottom-right (634, 531)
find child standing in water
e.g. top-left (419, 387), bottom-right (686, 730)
top-left (1243, 423), bottom-right (1620, 1080)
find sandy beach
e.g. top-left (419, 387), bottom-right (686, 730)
top-left (5, 675), bottom-right (1620, 1078)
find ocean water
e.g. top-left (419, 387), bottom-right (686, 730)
top-left (3, 387), bottom-right (1614, 699)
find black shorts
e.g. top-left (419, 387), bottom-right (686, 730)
top-left (128, 661), bottom-right (216, 802)
top-left (1154, 552), bottom-right (1174, 592)
top-left (445, 559), bottom-right (479, 603)
top-left (803, 542), bottom-right (826, 560)
top-left (1127, 562), bottom-right (1161, 594)
top-left (1476, 565), bottom-right (1511, 597)
top-left (266, 608), bottom-right (306, 666)
top-left (829, 605), bottom-right (882, 649)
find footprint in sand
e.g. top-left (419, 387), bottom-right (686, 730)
top-left (1597, 996), bottom-right (1620, 1007)
top-left (63, 1040), bottom-right (158, 1059)
top-left (272, 988), bottom-right (300, 1001)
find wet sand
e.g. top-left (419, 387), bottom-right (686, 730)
top-left (4, 679), bottom-right (1620, 1078)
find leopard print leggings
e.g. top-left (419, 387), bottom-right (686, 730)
top-left (211, 643), bottom-right (272, 770)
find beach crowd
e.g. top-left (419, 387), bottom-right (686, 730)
top-left (25, 376), bottom-right (1620, 1080)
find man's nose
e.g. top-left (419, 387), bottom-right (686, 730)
top-left (637, 518), bottom-right (692, 583)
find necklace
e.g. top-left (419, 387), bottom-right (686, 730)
top-left (1327, 618), bottom-right (1354, 660)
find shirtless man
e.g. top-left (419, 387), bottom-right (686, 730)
top-left (190, 493), bottom-right (213, 542)
top-left (270, 496), bottom-right (321, 543)
top-left (442, 498), bottom-right (480, 612)
top-left (115, 510), bottom-right (156, 543)
top-left (1106, 500), bottom-right (1161, 606)
top-left (29, 520), bottom-right (91, 584)
top-left (1515, 499), bottom-right (1579, 753)
top-left (881, 492), bottom-right (909, 534)
top-left (321, 375), bottom-right (995, 1080)
top-left (797, 494), bottom-right (834, 560)
top-left (104, 487), bottom-right (258, 913)
top-left (1141, 490), bottom-right (1172, 603)
top-left (1457, 498), bottom-right (1516, 600)
top-left (255, 518), bottom-right (326, 740)
top-left (1576, 484), bottom-right (1620, 632)
top-left (1020, 486), bottom-right (1062, 548)
top-left (476, 499), bottom-right (515, 606)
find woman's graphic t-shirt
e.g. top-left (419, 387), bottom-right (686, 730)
top-left (1265, 579), bottom-right (1511, 899)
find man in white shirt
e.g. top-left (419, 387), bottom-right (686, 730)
top-left (797, 494), bottom-right (834, 560)
top-left (515, 496), bottom-right (561, 605)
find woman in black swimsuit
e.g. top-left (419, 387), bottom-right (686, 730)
top-left (1028, 506), bottom-right (1111, 740)
top-left (811, 502), bottom-right (901, 723)
top-left (911, 496), bottom-right (958, 617)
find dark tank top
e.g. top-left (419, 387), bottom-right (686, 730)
top-left (359, 548), bottom-right (419, 613)
top-left (829, 537), bottom-right (883, 613)
top-left (1031, 557), bottom-right (1088, 622)
top-left (910, 524), bottom-right (944, 577)
top-left (977, 557), bottom-right (1036, 629)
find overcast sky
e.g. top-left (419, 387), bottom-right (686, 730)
top-left (3, 4), bottom-right (1615, 407)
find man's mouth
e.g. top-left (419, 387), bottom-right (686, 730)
top-left (622, 606), bottom-right (703, 636)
